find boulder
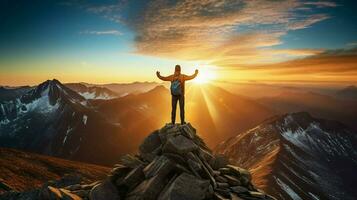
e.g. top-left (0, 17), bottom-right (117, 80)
top-left (210, 154), bottom-right (229, 170)
top-left (139, 130), bottom-right (161, 154)
top-left (162, 135), bottom-right (198, 155)
top-left (126, 173), bottom-right (171, 200)
top-left (89, 179), bottom-right (120, 200)
top-left (120, 155), bottom-right (145, 169)
top-left (143, 156), bottom-right (175, 179)
top-left (226, 165), bottom-right (252, 181)
top-left (116, 165), bottom-right (145, 190)
top-left (158, 173), bottom-right (210, 200)
top-left (223, 175), bottom-right (241, 186)
top-left (231, 186), bottom-right (249, 194)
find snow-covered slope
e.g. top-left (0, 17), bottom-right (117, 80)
top-left (215, 112), bottom-right (357, 200)
top-left (65, 83), bottom-right (119, 100)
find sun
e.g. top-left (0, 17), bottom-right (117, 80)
top-left (193, 67), bottom-right (217, 84)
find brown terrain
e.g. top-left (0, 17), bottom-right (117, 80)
top-left (0, 147), bottom-right (110, 194)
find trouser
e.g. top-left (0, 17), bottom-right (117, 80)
top-left (171, 95), bottom-right (185, 124)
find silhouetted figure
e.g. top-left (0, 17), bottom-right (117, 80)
top-left (156, 65), bottom-right (198, 124)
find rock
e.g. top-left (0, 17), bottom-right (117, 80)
top-left (126, 173), bottom-right (172, 200)
top-left (216, 182), bottom-right (230, 188)
top-left (210, 154), bottom-right (229, 170)
top-left (120, 155), bottom-right (145, 168)
top-left (139, 130), bottom-right (161, 154)
top-left (230, 193), bottom-right (245, 200)
top-left (181, 123), bottom-right (196, 139)
top-left (64, 184), bottom-right (82, 191)
top-left (213, 192), bottom-right (229, 200)
top-left (89, 179), bottom-right (120, 200)
top-left (143, 156), bottom-right (174, 179)
top-left (231, 186), bottom-right (249, 194)
top-left (162, 135), bottom-right (198, 155)
top-left (187, 158), bottom-right (203, 177)
top-left (226, 165), bottom-right (252, 181)
top-left (158, 173), bottom-right (210, 200)
top-left (80, 181), bottom-right (101, 190)
top-left (223, 175), bottom-right (241, 186)
top-left (117, 165), bottom-right (145, 190)
top-left (198, 147), bottom-right (214, 163)
top-left (215, 175), bottom-right (228, 183)
top-left (215, 187), bottom-right (231, 198)
top-left (248, 191), bottom-right (266, 198)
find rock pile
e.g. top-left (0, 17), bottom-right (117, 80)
top-left (34, 123), bottom-right (277, 200)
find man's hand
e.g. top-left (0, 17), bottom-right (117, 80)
top-left (156, 71), bottom-right (160, 76)
top-left (195, 69), bottom-right (199, 74)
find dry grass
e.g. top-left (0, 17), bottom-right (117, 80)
top-left (0, 148), bottom-right (110, 193)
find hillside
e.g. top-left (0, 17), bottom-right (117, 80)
top-left (0, 147), bottom-right (110, 194)
top-left (215, 112), bottom-right (357, 200)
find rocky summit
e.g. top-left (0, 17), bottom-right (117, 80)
top-left (3, 123), bottom-right (276, 200)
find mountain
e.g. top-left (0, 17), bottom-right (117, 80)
top-left (65, 83), bottom-right (120, 100)
top-left (0, 86), bottom-right (31, 102)
top-left (215, 112), bottom-right (357, 200)
top-left (335, 85), bottom-right (357, 100)
top-left (83, 81), bottom-right (164, 96)
top-left (0, 147), bottom-right (110, 194)
top-left (258, 91), bottom-right (357, 130)
top-left (0, 79), bottom-right (132, 165)
top-left (94, 84), bottom-right (273, 147)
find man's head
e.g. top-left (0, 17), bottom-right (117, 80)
top-left (174, 65), bottom-right (181, 75)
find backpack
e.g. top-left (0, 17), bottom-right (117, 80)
top-left (170, 79), bottom-right (182, 96)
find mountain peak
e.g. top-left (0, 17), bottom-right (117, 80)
top-left (20, 79), bottom-right (85, 105)
top-left (17, 123), bottom-right (276, 200)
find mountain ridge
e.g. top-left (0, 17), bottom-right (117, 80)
top-left (215, 112), bottom-right (357, 200)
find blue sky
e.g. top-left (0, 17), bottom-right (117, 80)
top-left (0, 0), bottom-right (356, 85)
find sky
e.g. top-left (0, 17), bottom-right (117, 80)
top-left (0, 0), bottom-right (356, 86)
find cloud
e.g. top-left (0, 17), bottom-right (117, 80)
top-left (241, 48), bottom-right (357, 77)
top-left (103, 0), bottom-right (333, 65)
top-left (287, 14), bottom-right (330, 30)
top-left (303, 1), bottom-right (338, 8)
top-left (80, 30), bottom-right (123, 36)
top-left (78, 0), bottom-right (342, 80)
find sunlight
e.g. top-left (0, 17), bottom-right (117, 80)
top-left (193, 66), bottom-right (217, 84)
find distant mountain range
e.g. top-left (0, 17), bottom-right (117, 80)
top-left (335, 85), bottom-right (357, 100)
top-left (215, 112), bottom-right (357, 200)
top-left (258, 90), bottom-right (357, 130)
top-left (78, 81), bottom-right (164, 96)
top-left (0, 79), bottom-right (273, 165)
top-left (65, 83), bottom-right (120, 100)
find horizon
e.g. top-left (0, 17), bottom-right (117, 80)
top-left (1, 1), bottom-right (357, 86)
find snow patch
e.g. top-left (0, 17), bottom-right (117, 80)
top-left (275, 177), bottom-right (302, 200)
top-left (79, 91), bottom-right (115, 100)
top-left (82, 115), bottom-right (88, 125)
top-left (309, 192), bottom-right (320, 200)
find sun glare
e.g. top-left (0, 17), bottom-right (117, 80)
top-left (193, 67), bottom-right (217, 84)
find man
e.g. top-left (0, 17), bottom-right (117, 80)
top-left (156, 65), bottom-right (198, 125)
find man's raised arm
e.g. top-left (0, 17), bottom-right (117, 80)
top-left (184, 69), bottom-right (199, 80)
top-left (156, 71), bottom-right (173, 81)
